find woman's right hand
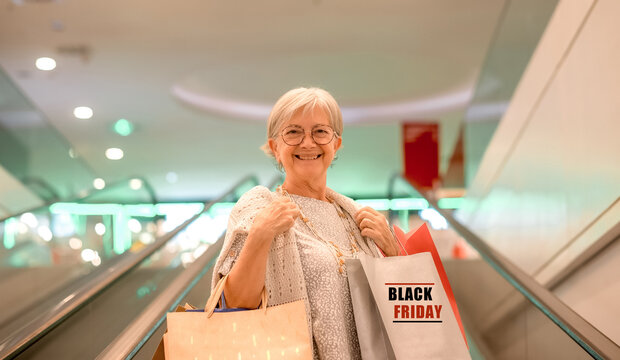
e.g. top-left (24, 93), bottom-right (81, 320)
top-left (224, 197), bottom-right (299, 309)
top-left (250, 197), bottom-right (300, 239)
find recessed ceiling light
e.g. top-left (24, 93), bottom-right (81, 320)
top-left (105, 147), bottom-right (124, 160)
top-left (113, 118), bottom-right (134, 136)
top-left (93, 178), bottom-right (106, 189)
top-left (74, 106), bottom-right (93, 119)
top-left (129, 178), bottom-right (143, 190)
top-left (35, 57), bottom-right (56, 71)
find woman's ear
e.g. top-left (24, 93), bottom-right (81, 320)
top-left (268, 138), bottom-right (278, 162)
top-left (334, 136), bottom-right (342, 152)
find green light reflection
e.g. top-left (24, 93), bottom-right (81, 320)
top-left (3, 217), bottom-right (16, 249)
top-left (113, 118), bottom-right (134, 136)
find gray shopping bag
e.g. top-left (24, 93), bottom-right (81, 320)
top-left (347, 253), bottom-right (470, 359)
top-left (347, 258), bottom-right (397, 360)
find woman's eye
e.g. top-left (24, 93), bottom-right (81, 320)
top-left (286, 129), bottom-right (302, 135)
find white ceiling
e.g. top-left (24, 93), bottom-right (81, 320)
top-left (0, 0), bottom-right (509, 200)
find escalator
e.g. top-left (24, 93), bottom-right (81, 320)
top-left (412, 183), bottom-right (619, 359)
top-left (1, 174), bottom-right (618, 359)
top-left (0, 176), bottom-right (165, 349)
top-left (0, 175), bottom-right (263, 359)
top-left (108, 181), bottom-right (618, 359)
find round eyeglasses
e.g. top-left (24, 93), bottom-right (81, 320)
top-left (281, 125), bottom-right (336, 146)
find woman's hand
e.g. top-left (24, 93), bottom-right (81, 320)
top-left (225, 197), bottom-right (300, 309)
top-left (355, 207), bottom-right (400, 257)
top-left (251, 197), bottom-right (300, 239)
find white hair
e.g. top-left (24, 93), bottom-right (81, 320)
top-left (260, 87), bottom-right (343, 157)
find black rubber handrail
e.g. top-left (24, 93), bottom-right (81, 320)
top-left (98, 232), bottom-right (225, 360)
top-left (398, 173), bottom-right (620, 359)
top-left (0, 175), bottom-right (259, 359)
top-left (97, 174), bottom-right (283, 360)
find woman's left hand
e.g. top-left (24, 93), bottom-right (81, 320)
top-left (355, 207), bottom-right (400, 257)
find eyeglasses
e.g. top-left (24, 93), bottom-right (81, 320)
top-left (280, 125), bottom-right (336, 146)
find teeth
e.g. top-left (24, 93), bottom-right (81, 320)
top-left (297, 155), bottom-right (320, 160)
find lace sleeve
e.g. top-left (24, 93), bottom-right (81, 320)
top-left (211, 186), bottom-right (274, 289)
top-left (217, 232), bottom-right (247, 277)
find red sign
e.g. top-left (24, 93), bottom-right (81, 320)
top-left (402, 123), bottom-right (439, 190)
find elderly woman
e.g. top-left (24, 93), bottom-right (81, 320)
top-left (212, 87), bottom-right (401, 359)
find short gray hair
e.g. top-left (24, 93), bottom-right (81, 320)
top-left (260, 87), bottom-right (343, 157)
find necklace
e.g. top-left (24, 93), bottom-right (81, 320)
top-left (278, 186), bottom-right (360, 275)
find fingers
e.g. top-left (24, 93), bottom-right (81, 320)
top-left (267, 198), bottom-right (298, 218)
top-left (355, 206), bottom-right (399, 256)
top-left (270, 197), bottom-right (291, 209)
top-left (359, 217), bottom-right (377, 231)
top-left (252, 197), bottom-right (301, 237)
top-left (271, 198), bottom-right (300, 231)
top-left (356, 207), bottom-right (387, 230)
top-left (355, 207), bottom-right (382, 226)
top-left (280, 207), bottom-right (300, 220)
top-left (360, 227), bottom-right (381, 241)
top-left (359, 218), bottom-right (389, 243)
top-left (276, 197), bottom-right (298, 210)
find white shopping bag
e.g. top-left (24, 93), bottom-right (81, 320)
top-left (347, 253), bottom-right (470, 360)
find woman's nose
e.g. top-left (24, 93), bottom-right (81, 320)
top-left (299, 132), bottom-right (317, 147)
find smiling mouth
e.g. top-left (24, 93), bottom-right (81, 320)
top-left (295, 154), bottom-right (322, 160)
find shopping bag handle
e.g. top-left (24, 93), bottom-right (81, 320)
top-left (204, 274), bottom-right (267, 317)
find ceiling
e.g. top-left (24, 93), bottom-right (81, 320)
top-left (0, 0), bottom-right (548, 201)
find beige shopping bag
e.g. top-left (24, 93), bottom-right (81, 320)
top-left (152, 304), bottom-right (195, 360)
top-left (164, 275), bottom-right (313, 359)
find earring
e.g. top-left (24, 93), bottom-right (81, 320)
top-left (330, 154), bottom-right (338, 168)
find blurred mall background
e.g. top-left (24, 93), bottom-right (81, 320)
top-left (0, 0), bottom-right (618, 358)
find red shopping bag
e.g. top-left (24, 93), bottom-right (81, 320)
top-left (393, 223), bottom-right (468, 347)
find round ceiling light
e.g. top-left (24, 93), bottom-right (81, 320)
top-left (35, 57), bottom-right (56, 71)
top-left (105, 148), bottom-right (124, 160)
top-left (93, 178), bottom-right (106, 190)
top-left (129, 178), bottom-right (143, 190)
top-left (74, 106), bottom-right (93, 119)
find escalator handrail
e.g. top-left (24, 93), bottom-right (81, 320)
top-left (0, 175), bottom-right (160, 223)
top-left (76, 175), bottom-right (159, 205)
top-left (401, 175), bottom-right (620, 359)
top-left (19, 176), bottom-right (62, 202)
top-left (98, 232), bottom-right (225, 360)
top-left (0, 175), bottom-right (259, 359)
top-left (97, 174), bottom-right (283, 360)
